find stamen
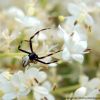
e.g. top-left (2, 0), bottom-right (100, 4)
top-left (88, 26), bottom-right (92, 32)
top-left (52, 84), bottom-right (57, 91)
top-left (70, 32), bottom-right (74, 36)
top-left (44, 97), bottom-right (48, 100)
top-left (84, 48), bottom-right (91, 53)
top-left (74, 20), bottom-right (78, 25)
top-left (39, 67), bottom-right (48, 71)
top-left (34, 78), bottom-right (39, 84)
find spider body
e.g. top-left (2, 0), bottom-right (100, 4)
top-left (18, 28), bottom-right (62, 67)
top-left (29, 53), bottom-right (38, 60)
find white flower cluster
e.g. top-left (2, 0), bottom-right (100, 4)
top-left (0, 68), bottom-right (55, 100)
top-left (66, 75), bottom-right (100, 100)
top-left (4, 7), bottom-right (43, 28)
top-left (59, 25), bottom-right (88, 63)
top-left (58, 2), bottom-right (94, 63)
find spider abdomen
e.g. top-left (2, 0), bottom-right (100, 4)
top-left (29, 53), bottom-right (38, 60)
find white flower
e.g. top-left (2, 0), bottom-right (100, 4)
top-left (74, 87), bottom-right (87, 97)
top-left (0, 71), bottom-right (12, 83)
top-left (59, 25), bottom-right (88, 63)
top-left (15, 16), bottom-right (42, 28)
top-left (24, 68), bottom-right (47, 85)
top-left (80, 75), bottom-right (100, 93)
top-left (63, 18), bottom-right (87, 40)
top-left (0, 28), bottom-right (21, 51)
top-left (33, 81), bottom-right (55, 100)
top-left (38, 32), bottom-right (47, 41)
top-left (73, 87), bottom-right (100, 100)
top-left (24, 68), bottom-right (54, 100)
top-left (48, 63), bottom-right (57, 67)
top-left (0, 68), bottom-right (54, 100)
top-left (67, 3), bottom-right (94, 30)
top-left (1, 71), bottom-right (28, 100)
top-left (1, 28), bottom-right (21, 42)
top-left (72, 75), bottom-right (100, 100)
top-left (3, 6), bottom-right (42, 28)
top-left (4, 7), bottom-right (25, 18)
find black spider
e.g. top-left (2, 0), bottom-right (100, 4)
top-left (18, 28), bottom-right (62, 67)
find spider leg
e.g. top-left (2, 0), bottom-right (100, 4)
top-left (38, 50), bottom-right (62, 59)
top-left (29, 28), bottom-right (51, 53)
top-left (35, 59), bottom-right (58, 64)
top-left (18, 41), bottom-right (30, 54)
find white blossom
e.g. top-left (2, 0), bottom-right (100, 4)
top-left (24, 68), bottom-right (47, 85)
top-left (59, 25), bottom-right (88, 63)
top-left (72, 76), bottom-right (100, 100)
top-left (33, 81), bottom-right (55, 100)
top-left (67, 3), bottom-right (94, 30)
top-left (0, 68), bottom-right (54, 100)
top-left (4, 7), bottom-right (25, 18)
top-left (15, 16), bottom-right (42, 28)
top-left (1, 71), bottom-right (28, 100)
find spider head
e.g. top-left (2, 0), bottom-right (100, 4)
top-left (22, 55), bottom-right (30, 67)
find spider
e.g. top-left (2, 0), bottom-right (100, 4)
top-left (18, 28), bottom-right (62, 67)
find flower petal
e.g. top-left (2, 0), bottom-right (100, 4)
top-left (3, 93), bottom-right (16, 100)
top-left (15, 16), bottom-right (42, 27)
top-left (85, 14), bottom-right (94, 26)
top-left (87, 78), bottom-right (100, 89)
top-left (33, 86), bottom-right (49, 95)
top-left (62, 47), bottom-right (71, 61)
top-left (72, 54), bottom-right (84, 63)
top-left (74, 87), bottom-right (87, 97)
top-left (58, 25), bottom-right (69, 42)
top-left (42, 81), bottom-right (52, 92)
top-left (86, 89), bottom-right (100, 99)
top-left (67, 3), bottom-right (81, 16)
top-left (72, 41), bottom-right (87, 54)
top-left (5, 7), bottom-right (25, 18)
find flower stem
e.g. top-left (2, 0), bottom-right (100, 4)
top-left (0, 53), bottom-right (25, 58)
top-left (53, 84), bottom-right (80, 94)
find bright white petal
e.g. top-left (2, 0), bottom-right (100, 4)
top-left (0, 82), bottom-right (14, 93)
top-left (58, 25), bottom-right (69, 42)
top-left (74, 87), bottom-right (87, 97)
top-left (72, 41), bottom-right (87, 54)
top-left (85, 14), bottom-right (94, 26)
top-left (38, 33), bottom-right (47, 41)
top-left (15, 16), bottom-right (42, 27)
top-left (0, 71), bottom-right (11, 83)
top-left (5, 7), bottom-right (25, 18)
top-left (33, 86), bottom-right (49, 95)
top-left (72, 54), bottom-right (84, 63)
top-left (46, 94), bottom-right (55, 100)
top-left (72, 31), bottom-right (81, 42)
top-left (38, 71), bottom-right (47, 83)
top-left (64, 16), bottom-right (76, 33)
top-left (74, 24), bottom-right (87, 40)
top-left (25, 68), bottom-right (47, 83)
top-left (34, 86), bottom-right (54, 100)
top-left (3, 93), bottom-right (16, 100)
top-left (48, 63), bottom-right (57, 67)
top-left (62, 47), bottom-right (71, 61)
top-left (25, 68), bottom-right (38, 78)
top-left (86, 89), bottom-right (100, 99)
top-left (87, 78), bottom-right (100, 89)
top-left (67, 3), bottom-right (81, 16)
top-left (34, 91), bottom-right (43, 100)
top-left (11, 71), bottom-right (24, 85)
top-left (42, 81), bottom-right (52, 92)
top-left (96, 2), bottom-right (100, 8)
